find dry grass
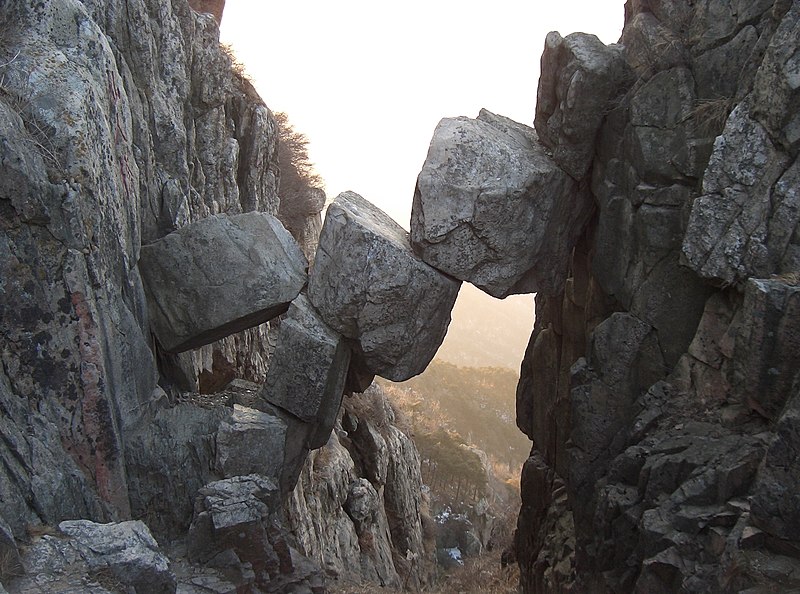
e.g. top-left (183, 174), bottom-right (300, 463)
top-left (430, 550), bottom-right (519, 594)
top-left (691, 97), bottom-right (734, 138)
top-left (329, 550), bottom-right (519, 594)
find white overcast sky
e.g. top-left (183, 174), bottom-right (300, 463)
top-left (220, 1), bottom-right (626, 228)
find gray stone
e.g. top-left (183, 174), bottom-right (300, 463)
top-left (344, 478), bottom-right (380, 531)
top-left (621, 12), bottom-right (688, 80)
top-left (260, 294), bottom-right (350, 449)
top-left (0, 517), bottom-right (22, 580)
top-left (216, 405), bottom-right (288, 480)
top-left (309, 191), bottom-right (460, 381)
top-left (57, 520), bottom-right (176, 594)
top-left (682, 103), bottom-right (793, 285)
top-left (195, 475), bottom-right (278, 532)
top-left (411, 111), bottom-right (591, 298)
top-left (753, 0), bottom-right (800, 153)
top-left (751, 385), bottom-right (800, 539)
top-left (535, 32), bottom-right (630, 179)
top-left (139, 212), bottom-right (307, 352)
top-left (733, 278), bottom-right (800, 419)
top-left (124, 403), bottom-right (229, 541)
top-left (694, 26), bottom-right (759, 101)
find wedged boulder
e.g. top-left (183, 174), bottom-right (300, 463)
top-left (259, 294), bottom-right (350, 448)
top-left (535, 32), bottom-right (630, 179)
top-left (139, 212), bottom-right (307, 353)
top-left (308, 192), bottom-right (460, 381)
top-left (411, 110), bottom-right (592, 298)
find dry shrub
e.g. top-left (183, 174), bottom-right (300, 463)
top-left (691, 97), bottom-right (734, 138)
top-left (430, 549), bottom-right (519, 594)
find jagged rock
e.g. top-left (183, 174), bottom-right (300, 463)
top-left (124, 403), bottom-right (229, 541)
top-left (344, 478), bottom-right (381, 532)
top-left (535, 32), bottom-right (629, 179)
top-left (411, 110), bottom-right (592, 298)
top-left (752, 0), bottom-right (800, 154)
top-left (682, 103), bottom-right (795, 285)
top-left (308, 191), bottom-right (459, 381)
top-left (620, 12), bottom-right (688, 80)
top-left (751, 385), bottom-right (800, 539)
top-left (733, 278), bottom-right (800, 420)
top-left (139, 212), bottom-right (307, 353)
top-left (0, 517), bottom-right (22, 580)
top-left (57, 520), bottom-right (175, 594)
top-left (188, 475), bottom-right (278, 563)
top-left (187, 475), bottom-right (324, 593)
top-left (216, 405), bottom-right (288, 480)
top-left (287, 387), bottom-right (434, 590)
top-left (694, 26), bottom-right (759, 101)
top-left (259, 294), bottom-right (350, 449)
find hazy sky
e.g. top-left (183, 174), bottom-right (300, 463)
top-left (220, 1), bottom-right (626, 227)
top-left (219, 2), bottom-right (627, 356)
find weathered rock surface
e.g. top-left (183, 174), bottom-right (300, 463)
top-left (0, 0), bottom-right (331, 590)
top-left (187, 475), bottom-right (325, 593)
top-left (286, 385), bottom-right (436, 590)
top-left (515, 2), bottom-right (800, 593)
top-left (8, 520), bottom-right (175, 594)
top-left (260, 294), bottom-right (350, 448)
top-left (139, 212), bottom-right (307, 353)
top-left (535, 32), bottom-right (630, 179)
top-left (411, 110), bottom-right (592, 298)
top-left (309, 191), bottom-right (460, 381)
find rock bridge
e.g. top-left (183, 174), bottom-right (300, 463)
top-left (139, 104), bottom-right (593, 497)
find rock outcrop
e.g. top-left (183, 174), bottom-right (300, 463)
top-left (285, 385), bottom-right (436, 591)
top-left (508, 1), bottom-right (800, 593)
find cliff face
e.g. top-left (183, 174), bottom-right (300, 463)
top-left (515, 1), bottom-right (800, 592)
top-left (285, 386), bottom-right (435, 590)
top-left (0, 0), bottom-right (301, 542)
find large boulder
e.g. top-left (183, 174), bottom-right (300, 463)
top-left (259, 294), bottom-right (351, 449)
top-left (308, 192), bottom-right (460, 381)
top-left (139, 212), bottom-right (307, 353)
top-left (411, 110), bottom-right (592, 298)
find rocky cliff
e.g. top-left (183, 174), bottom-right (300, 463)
top-left (285, 385), bottom-right (435, 591)
top-left (510, 1), bottom-right (800, 592)
top-left (2, 0), bottom-right (799, 592)
top-left (0, 1), bottom-right (447, 592)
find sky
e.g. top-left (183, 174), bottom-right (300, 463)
top-left (220, 0), bottom-right (627, 227)
top-left (219, 2), bottom-right (627, 363)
